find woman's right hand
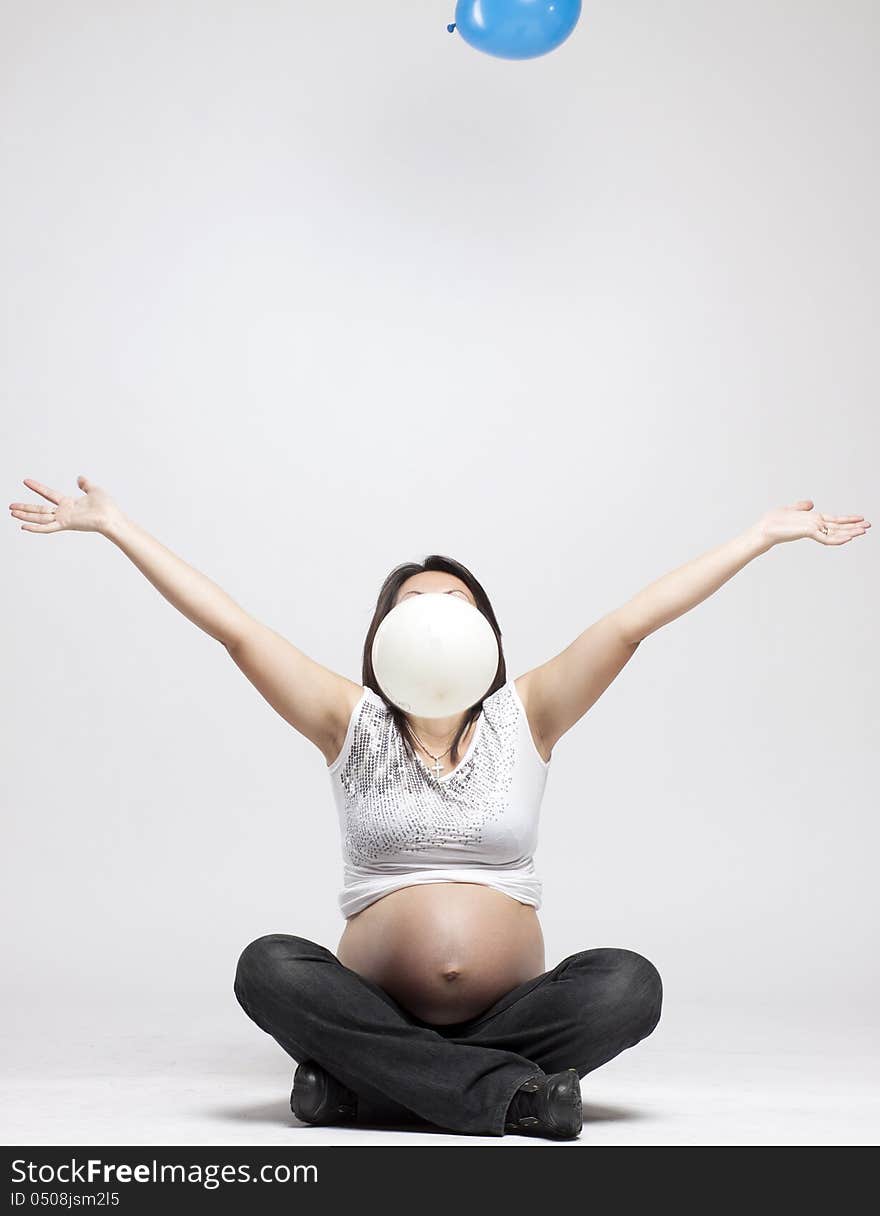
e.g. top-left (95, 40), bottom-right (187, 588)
top-left (9, 475), bottom-right (124, 535)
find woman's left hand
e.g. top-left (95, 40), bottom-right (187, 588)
top-left (757, 499), bottom-right (871, 547)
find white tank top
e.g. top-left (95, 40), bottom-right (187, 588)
top-left (327, 678), bottom-right (551, 919)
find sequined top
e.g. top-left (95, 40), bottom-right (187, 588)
top-left (328, 678), bottom-right (551, 919)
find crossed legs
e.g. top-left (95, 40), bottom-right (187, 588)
top-left (234, 934), bottom-right (662, 1137)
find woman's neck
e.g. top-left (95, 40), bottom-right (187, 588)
top-left (405, 710), bottom-right (468, 750)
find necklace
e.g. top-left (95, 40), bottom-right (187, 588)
top-left (409, 720), bottom-right (469, 779)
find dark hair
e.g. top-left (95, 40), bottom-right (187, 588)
top-left (361, 554), bottom-right (506, 767)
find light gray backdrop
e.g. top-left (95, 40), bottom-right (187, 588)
top-left (2, 0), bottom-right (877, 1140)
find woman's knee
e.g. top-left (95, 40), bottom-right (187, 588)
top-left (233, 933), bottom-right (329, 1005)
top-left (606, 948), bottom-right (662, 1036)
top-left (566, 946), bottom-right (663, 1038)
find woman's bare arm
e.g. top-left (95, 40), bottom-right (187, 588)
top-left (611, 499), bottom-right (869, 645)
top-left (520, 499), bottom-right (870, 754)
top-left (9, 474), bottom-right (357, 759)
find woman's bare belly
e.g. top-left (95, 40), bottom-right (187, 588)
top-left (335, 882), bottom-right (546, 1025)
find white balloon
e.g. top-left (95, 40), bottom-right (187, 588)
top-left (372, 593), bottom-right (499, 717)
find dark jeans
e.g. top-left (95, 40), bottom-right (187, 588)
top-left (234, 933), bottom-right (663, 1137)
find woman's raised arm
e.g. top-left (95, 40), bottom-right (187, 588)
top-left (611, 499), bottom-right (870, 647)
top-left (519, 499), bottom-right (870, 757)
top-left (9, 475), bottom-right (359, 761)
top-left (11, 474), bottom-right (253, 643)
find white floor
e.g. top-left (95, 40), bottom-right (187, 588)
top-left (3, 996), bottom-right (877, 1147)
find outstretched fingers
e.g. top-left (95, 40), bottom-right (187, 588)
top-left (18, 519), bottom-right (63, 533)
top-left (21, 478), bottom-right (63, 504)
top-left (816, 520), bottom-right (870, 545)
top-left (9, 499), bottom-right (60, 532)
top-left (9, 504), bottom-right (55, 520)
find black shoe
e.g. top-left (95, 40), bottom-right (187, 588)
top-left (504, 1069), bottom-right (583, 1140)
top-left (291, 1059), bottom-right (358, 1126)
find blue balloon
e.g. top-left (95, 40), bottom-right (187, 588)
top-left (450, 0), bottom-right (582, 60)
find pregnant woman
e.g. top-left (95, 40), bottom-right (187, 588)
top-left (9, 476), bottom-right (869, 1139)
